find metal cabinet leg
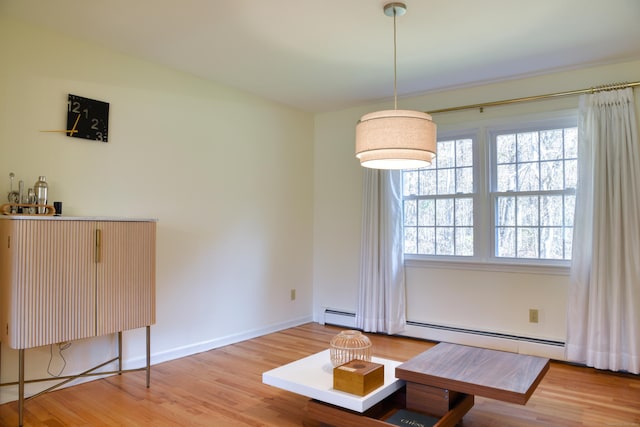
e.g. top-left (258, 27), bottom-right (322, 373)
top-left (18, 349), bottom-right (24, 427)
top-left (118, 332), bottom-right (123, 374)
top-left (146, 326), bottom-right (151, 388)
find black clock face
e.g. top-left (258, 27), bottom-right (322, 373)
top-left (67, 94), bottom-right (109, 142)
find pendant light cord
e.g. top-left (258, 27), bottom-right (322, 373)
top-left (393, 7), bottom-right (398, 110)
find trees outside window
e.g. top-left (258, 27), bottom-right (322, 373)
top-left (402, 116), bottom-right (577, 266)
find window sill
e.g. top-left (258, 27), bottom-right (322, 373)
top-left (404, 256), bottom-right (570, 276)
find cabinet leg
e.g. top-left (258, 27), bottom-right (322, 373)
top-left (117, 332), bottom-right (123, 375)
top-left (146, 326), bottom-right (151, 388)
top-left (18, 349), bottom-right (24, 427)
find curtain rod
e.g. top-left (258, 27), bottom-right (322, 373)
top-left (426, 81), bottom-right (640, 115)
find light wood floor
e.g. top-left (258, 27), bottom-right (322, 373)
top-left (0, 323), bottom-right (639, 426)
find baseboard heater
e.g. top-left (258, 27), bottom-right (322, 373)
top-left (406, 320), bottom-right (564, 347)
top-left (323, 308), bottom-right (564, 348)
top-left (324, 309), bottom-right (356, 318)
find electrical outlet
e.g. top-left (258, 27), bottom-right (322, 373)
top-left (529, 309), bottom-right (539, 323)
top-left (290, 289), bottom-right (296, 301)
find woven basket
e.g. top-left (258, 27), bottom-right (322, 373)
top-left (329, 330), bottom-right (372, 367)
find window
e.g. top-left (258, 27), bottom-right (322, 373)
top-left (402, 115), bottom-right (577, 266)
top-left (492, 127), bottom-right (577, 260)
top-left (403, 137), bottom-right (475, 256)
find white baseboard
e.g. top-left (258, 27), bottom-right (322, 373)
top-left (133, 315), bottom-right (314, 367)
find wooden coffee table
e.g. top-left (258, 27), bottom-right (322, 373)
top-left (303, 342), bottom-right (549, 427)
top-left (395, 342), bottom-right (550, 422)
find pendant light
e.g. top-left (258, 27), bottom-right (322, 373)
top-left (355, 2), bottom-right (436, 170)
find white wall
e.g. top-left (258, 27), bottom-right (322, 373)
top-left (1, 11), bottom-right (639, 405)
top-left (0, 17), bottom-right (314, 403)
top-left (313, 59), bottom-right (640, 356)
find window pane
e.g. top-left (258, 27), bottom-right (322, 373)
top-left (517, 196), bottom-right (538, 226)
top-left (436, 227), bottom-right (454, 255)
top-left (540, 195), bottom-right (563, 226)
top-left (403, 171), bottom-right (419, 196)
top-left (456, 139), bottom-right (473, 167)
top-left (517, 227), bottom-right (539, 258)
top-left (404, 227), bottom-right (417, 254)
top-left (496, 196), bottom-right (515, 226)
top-left (496, 134), bottom-right (516, 164)
top-left (417, 199), bottom-right (435, 226)
top-left (565, 195), bottom-right (575, 227)
top-left (517, 132), bottom-right (539, 162)
top-left (497, 164), bottom-right (516, 192)
top-left (456, 167), bottom-right (473, 193)
top-left (540, 161), bottom-right (564, 190)
top-left (541, 227), bottom-right (564, 259)
top-left (564, 227), bottom-right (573, 260)
top-left (456, 227), bottom-right (473, 256)
top-left (565, 159), bottom-right (577, 189)
top-left (418, 227), bottom-right (435, 254)
top-left (437, 140), bottom-right (455, 168)
top-left (404, 200), bottom-right (416, 226)
top-left (455, 198), bottom-right (473, 226)
top-left (419, 170), bottom-right (437, 195)
top-left (517, 162), bottom-right (540, 191)
top-left (496, 227), bottom-right (515, 257)
top-left (436, 199), bottom-right (454, 226)
top-left (437, 168), bottom-right (456, 194)
top-left (565, 128), bottom-right (578, 158)
top-left (540, 129), bottom-right (563, 160)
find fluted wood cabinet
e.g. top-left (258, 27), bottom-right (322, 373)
top-left (0, 216), bottom-right (156, 426)
top-left (0, 217), bottom-right (156, 349)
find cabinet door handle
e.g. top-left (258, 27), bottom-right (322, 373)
top-left (95, 229), bottom-right (102, 263)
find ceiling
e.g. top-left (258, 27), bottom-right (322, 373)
top-left (3, 0), bottom-right (640, 112)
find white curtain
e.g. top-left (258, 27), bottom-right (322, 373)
top-left (355, 169), bottom-right (406, 334)
top-left (566, 87), bottom-right (640, 374)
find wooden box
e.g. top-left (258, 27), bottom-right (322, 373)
top-left (406, 382), bottom-right (465, 417)
top-left (333, 359), bottom-right (384, 396)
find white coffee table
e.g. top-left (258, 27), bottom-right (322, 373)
top-left (262, 349), bottom-right (404, 412)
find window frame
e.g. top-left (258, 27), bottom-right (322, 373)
top-left (403, 111), bottom-right (577, 274)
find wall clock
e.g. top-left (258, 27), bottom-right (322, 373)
top-left (67, 94), bottom-right (109, 142)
